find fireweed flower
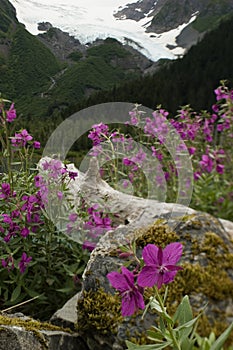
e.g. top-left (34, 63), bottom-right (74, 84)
top-left (42, 159), bottom-right (67, 179)
top-left (88, 122), bottom-right (109, 146)
top-left (214, 86), bottom-right (229, 101)
top-left (137, 243), bottom-right (183, 289)
top-left (18, 252), bottom-right (32, 274)
top-left (20, 227), bottom-right (30, 238)
top-left (33, 141), bottom-right (41, 149)
top-left (6, 103), bottom-right (16, 122)
top-left (107, 266), bottom-right (145, 316)
top-left (199, 154), bottom-right (214, 173)
top-left (82, 240), bottom-right (96, 252)
top-left (0, 183), bottom-right (11, 199)
top-left (69, 213), bottom-right (78, 222)
top-left (128, 110), bottom-right (139, 125)
top-left (11, 129), bottom-right (33, 147)
top-left (68, 171), bottom-right (78, 180)
top-left (1, 256), bottom-right (14, 271)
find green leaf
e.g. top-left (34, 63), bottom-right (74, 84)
top-left (10, 284), bottom-right (21, 302)
top-left (180, 336), bottom-right (196, 350)
top-left (159, 317), bottom-right (166, 336)
top-left (173, 295), bottom-right (193, 325)
top-left (150, 298), bottom-right (163, 313)
top-left (150, 297), bottom-right (172, 323)
top-left (125, 340), bottom-right (172, 349)
top-left (210, 322), bottom-right (233, 350)
top-left (174, 315), bottom-right (200, 332)
top-left (147, 329), bottom-right (164, 342)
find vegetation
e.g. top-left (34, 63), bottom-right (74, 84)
top-left (77, 14), bottom-right (233, 116)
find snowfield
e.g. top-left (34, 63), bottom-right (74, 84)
top-left (10, 0), bottom-right (196, 61)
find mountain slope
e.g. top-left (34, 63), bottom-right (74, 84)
top-left (74, 14), bottom-right (233, 115)
top-left (0, 0), bottom-right (61, 116)
top-left (0, 1), bottom-right (155, 119)
top-left (115, 0), bottom-right (233, 49)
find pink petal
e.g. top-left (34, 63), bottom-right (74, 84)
top-left (121, 266), bottom-right (135, 287)
top-left (142, 244), bottom-right (159, 265)
top-left (163, 242), bottom-right (183, 265)
top-left (107, 271), bottom-right (129, 292)
top-left (135, 290), bottom-right (145, 310)
top-left (137, 266), bottom-right (159, 287)
top-left (122, 293), bottom-right (135, 316)
top-left (163, 271), bottom-right (178, 285)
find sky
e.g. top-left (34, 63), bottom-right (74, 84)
top-left (10, 0), bottom-right (196, 61)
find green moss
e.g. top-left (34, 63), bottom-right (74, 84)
top-left (76, 287), bottom-right (123, 335)
top-left (0, 314), bottom-right (73, 348)
top-left (135, 219), bottom-right (179, 248)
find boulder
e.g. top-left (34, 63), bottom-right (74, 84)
top-left (75, 212), bottom-right (233, 350)
top-left (0, 313), bottom-right (88, 350)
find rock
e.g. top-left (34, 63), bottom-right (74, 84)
top-left (50, 293), bottom-right (80, 330)
top-left (75, 212), bottom-right (233, 350)
top-left (0, 314), bottom-right (88, 350)
top-left (38, 22), bottom-right (53, 31)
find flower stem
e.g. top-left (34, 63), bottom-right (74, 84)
top-left (154, 286), bottom-right (181, 350)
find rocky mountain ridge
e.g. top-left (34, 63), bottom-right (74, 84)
top-left (115, 0), bottom-right (233, 49)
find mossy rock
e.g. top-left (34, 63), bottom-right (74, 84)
top-left (0, 314), bottom-right (87, 349)
top-left (76, 212), bottom-right (233, 349)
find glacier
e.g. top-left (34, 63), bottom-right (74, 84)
top-left (9, 0), bottom-right (197, 61)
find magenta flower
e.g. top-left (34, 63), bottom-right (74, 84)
top-left (11, 129), bottom-right (33, 147)
top-left (137, 243), bottom-right (183, 289)
top-left (69, 213), bottom-right (78, 222)
top-left (88, 122), bottom-right (109, 145)
top-left (18, 252), bottom-right (32, 274)
top-left (123, 157), bottom-right (134, 166)
top-left (68, 171), bottom-right (78, 180)
top-left (107, 266), bottom-right (145, 316)
top-left (188, 147), bottom-right (196, 155)
top-left (2, 256), bottom-right (14, 271)
top-left (57, 191), bottom-right (63, 200)
top-left (82, 240), bottom-right (96, 252)
top-left (200, 154), bottom-right (214, 173)
top-left (214, 87), bottom-right (228, 101)
top-left (21, 227), bottom-right (30, 238)
top-left (33, 141), bottom-right (41, 149)
top-left (6, 103), bottom-right (17, 122)
top-left (216, 163), bottom-right (224, 174)
top-left (0, 183), bottom-right (11, 199)
top-left (128, 110), bottom-right (139, 125)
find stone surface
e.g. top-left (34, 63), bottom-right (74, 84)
top-left (50, 292), bottom-right (80, 330)
top-left (0, 321), bottom-right (88, 350)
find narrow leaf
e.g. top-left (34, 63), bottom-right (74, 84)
top-left (10, 284), bottom-right (21, 302)
top-left (126, 340), bottom-right (172, 349)
top-left (210, 322), bottom-right (233, 350)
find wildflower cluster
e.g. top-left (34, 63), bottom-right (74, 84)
top-left (0, 99), bottom-right (42, 276)
top-left (66, 203), bottom-right (115, 251)
top-left (88, 82), bottom-right (233, 219)
top-left (0, 98), bottom-right (87, 318)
